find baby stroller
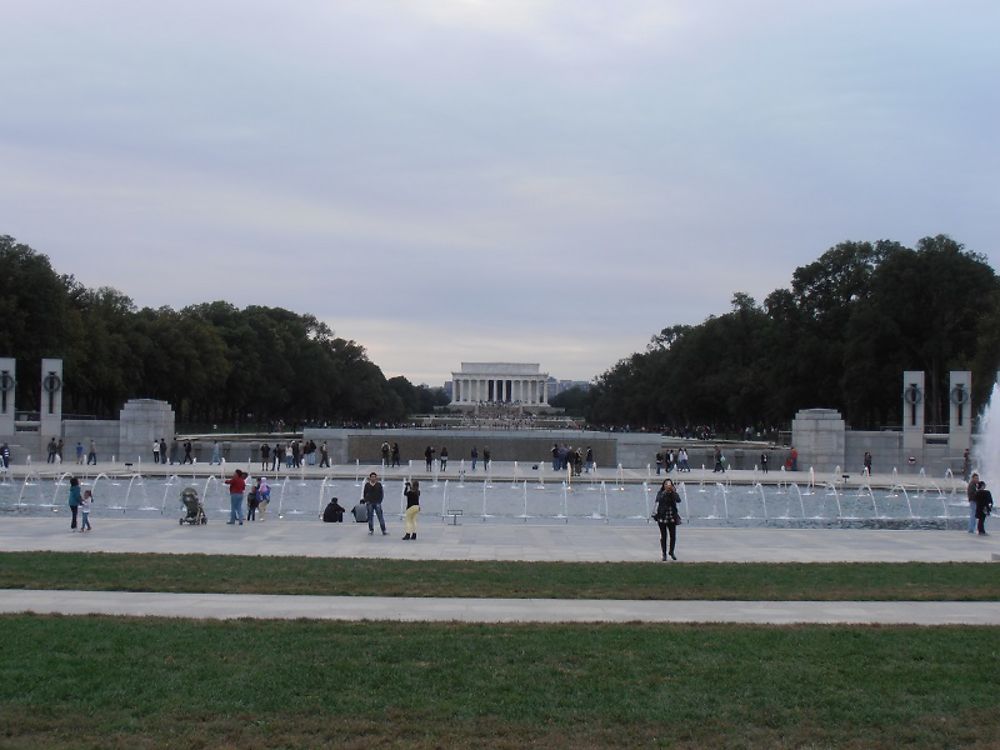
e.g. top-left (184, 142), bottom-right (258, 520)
top-left (179, 487), bottom-right (208, 525)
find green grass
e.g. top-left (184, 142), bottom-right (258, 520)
top-left (2, 615), bottom-right (998, 748)
top-left (1, 552), bottom-right (998, 600)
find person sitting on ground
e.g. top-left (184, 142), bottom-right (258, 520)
top-left (323, 497), bottom-right (347, 523)
top-left (351, 500), bottom-right (369, 523)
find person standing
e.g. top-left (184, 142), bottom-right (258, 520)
top-left (209, 441), bottom-right (220, 465)
top-left (653, 478), bottom-right (682, 561)
top-left (483, 446), bottom-right (491, 470)
top-left (260, 443), bottom-right (270, 471)
top-left (863, 451), bottom-right (873, 475)
top-left (246, 484), bottom-right (259, 522)
top-left (75, 442), bottom-right (84, 465)
top-left (152, 439), bottom-right (160, 464)
top-left (439, 447), bottom-right (448, 472)
top-left (363, 472), bottom-right (386, 535)
top-left (380, 442), bottom-right (390, 467)
top-left (974, 480), bottom-right (993, 536)
top-left (319, 442), bottom-right (330, 468)
top-left (760, 453), bottom-right (769, 474)
top-left (403, 479), bottom-right (420, 540)
top-left (256, 477), bottom-right (271, 521)
top-left (272, 443), bottom-right (282, 472)
top-left (424, 445), bottom-right (435, 472)
top-left (224, 469), bottom-right (246, 526)
top-left (169, 439), bottom-right (179, 466)
top-left (80, 490), bottom-right (94, 532)
top-left (968, 472), bottom-right (982, 534)
top-left (68, 477), bottom-right (82, 530)
top-left (390, 443), bottom-right (400, 468)
top-left (159, 439), bottom-right (168, 467)
top-left (86, 440), bottom-right (97, 466)
top-left (585, 447), bottom-right (594, 473)
top-left (471, 446), bottom-right (478, 471)
top-left (962, 449), bottom-right (971, 481)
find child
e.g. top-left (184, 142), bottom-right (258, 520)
top-left (80, 490), bottom-right (94, 532)
top-left (256, 477), bottom-right (271, 521)
top-left (246, 487), bottom-right (259, 521)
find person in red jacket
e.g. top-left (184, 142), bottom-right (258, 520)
top-left (224, 469), bottom-right (247, 525)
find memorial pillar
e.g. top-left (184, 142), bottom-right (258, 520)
top-left (902, 370), bottom-right (924, 456)
top-left (948, 371), bottom-right (972, 452)
top-left (542, 379), bottom-right (549, 405)
top-left (39, 358), bottom-right (64, 453)
top-left (0, 357), bottom-right (15, 439)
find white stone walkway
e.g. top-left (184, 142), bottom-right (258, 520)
top-left (2, 590), bottom-right (999, 624)
top-left (2, 517), bottom-right (998, 624)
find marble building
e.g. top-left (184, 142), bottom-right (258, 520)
top-left (450, 363), bottom-right (550, 407)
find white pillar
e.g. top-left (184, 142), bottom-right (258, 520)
top-left (902, 370), bottom-right (924, 456)
top-left (949, 371), bottom-right (972, 452)
top-left (40, 358), bottom-right (64, 455)
top-left (542, 379), bottom-right (549, 404)
top-left (0, 357), bottom-right (14, 438)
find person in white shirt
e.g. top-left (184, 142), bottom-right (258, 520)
top-left (80, 490), bottom-right (94, 532)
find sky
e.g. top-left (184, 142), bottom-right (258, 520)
top-left (2, 1), bottom-right (999, 386)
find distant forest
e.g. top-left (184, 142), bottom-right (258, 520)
top-left (3, 234), bottom-right (997, 431)
top-left (0, 235), bottom-right (448, 425)
top-left (560, 235), bottom-right (1000, 431)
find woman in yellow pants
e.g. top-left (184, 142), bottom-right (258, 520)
top-left (403, 479), bottom-right (420, 540)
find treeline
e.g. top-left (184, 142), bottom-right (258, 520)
top-left (0, 235), bottom-right (448, 424)
top-left (585, 235), bottom-right (1000, 430)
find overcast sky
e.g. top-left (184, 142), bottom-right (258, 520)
top-left (2, 1), bottom-right (998, 385)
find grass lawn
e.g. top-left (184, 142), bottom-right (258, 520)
top-left (2, 615), bottom-right (998, 748)
top-left (1, 552), bottom-right (998, 600)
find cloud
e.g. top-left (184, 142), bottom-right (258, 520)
top-left (1, 0), bottom-right (998, 385)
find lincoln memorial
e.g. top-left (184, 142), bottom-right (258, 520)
top-left (450, 362), bottom-right (550, 408)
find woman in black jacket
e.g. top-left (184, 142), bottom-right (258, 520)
top-left (653, 479), bottom-right (682, 561)
top-left (975, 481), bottom-right (994, 536)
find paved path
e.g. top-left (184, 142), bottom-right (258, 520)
top-left (3, 590), bottom-right (1000, 624)
top-left (1, 517), bottom-right (996, 562)
top-left (3, 517), bottom-right (997, 625)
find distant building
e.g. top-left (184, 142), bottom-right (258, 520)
top-left (449, 363), bottom-right (551, 406)
top-left (546, 378), bottom-right (590, 398)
